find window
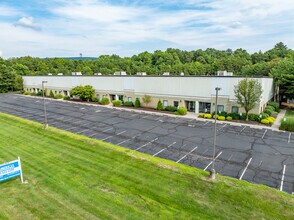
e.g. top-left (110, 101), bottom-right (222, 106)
top-left (64, 91), bottom-right (68, 96)
top-left (55, 91), bottom-right (57, 94)
top-left (217, 105), bottom-right (224, 112)
top-left (174, 101), bottom-right (179, 108)
top-left (232, 106), bottom-right (239, 113)
top-left (163, 100), bottom-right (168, 107)
top-left (128, 97), bottom-right (132, 102)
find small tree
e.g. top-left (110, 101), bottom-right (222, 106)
top-left (234, 78), bottom-right (262, 121)
top-left (142, 95), bottom-right (152, 107)
top-left (49, 90), bottom-right (54, 98)
top-left (134, 98), bottom-right (141, 108)
top-left (156, 100), bottom-right (164, 111)
top-left (70, 85), bottom-right (95, 101)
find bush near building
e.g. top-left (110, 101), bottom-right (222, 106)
top-left (123, 101), bottom-right (134, 107)
top-left (156, 100), bottom-right (164, 111)
top-left (54, 94), bottom-right (63, 99)
top-left (112, 100), bottom-right (122, 107)
top-left (49, 90), bottom-right (54, 98)
top-left (91, 97), bottom-right (99, 102)
top-left (134, 98), bottom-right (140, 108)
top-left (175, 107), bottom-right (187, 115)
top-left (165, 106), bottom-right (178, 112)
top-left (101, 97), bottom-right (110, 105)
top-left (70, 85), bottom-right (95, 101)
top-left (63, 96), bottom-right (70, 100)
top-left (24, 91), bottom-right (30, 95)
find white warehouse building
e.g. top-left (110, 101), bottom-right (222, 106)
top-left (22, 76), bottom-right (274, 114)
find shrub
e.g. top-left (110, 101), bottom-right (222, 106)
top-left (268, 102), bottom-right (280, 111)
top-left (264, 109), bottom-right (273, 116)
top-left (280, 118), bottom-right (294, 132)
top-left (198, 113), bottom-right (205, 118)
top-left (63, 95), bottom-right (70, 100)
top-left (70, 85), bottom-right (95, 101)
top-left (204, 114), bottom-right (212, 119)
top-left (260, 113), bottom-right (269, 119)
top-left (227, 112), bottom-right (240, 120)
top-left (49, 90), bottom-right (54, 98)
top-left (134, 98), bottom-right (141, 108)
top-left (156, 100), bottom-right (164, 111)
top-left (248, 113), bottom-right (260, 122)
top-left (217, 116), bottom-right (226, 121)
top-left (30, 92), bottom-right (36, 96)
top-left (112, 100), bottom-right (122, 107)
top-left (267, 117), bottom-right (275, 124)
top-left (54, 94), bottom-right (63, 99)
top-left (218, 111), bottom-right (227, 117)
top-left (91, 97), bottom-right (99, 102)
top-left (175, 107), bottom-right (187, 115)
top-left (36, 91), bottom-right (43, 96)
top-left (123, 101), bottom-right (134, 107)
top-left (265, 106), bottom-right (275, 111)
top-left (271, 111), bottom-right (278, 118)
top-left (101, 97), bottom-right (110, 105)
top-left (226, 116), bottom-right (232, 121)
top-left (165, 106), bottom-right (178, 112)
top-left (261, 119), bottom-right (270, 124)
top-left (24, 91), bottom-right (30, 95)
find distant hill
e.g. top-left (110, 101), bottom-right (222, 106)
top-left (62, 57), bottom-right (97, 61)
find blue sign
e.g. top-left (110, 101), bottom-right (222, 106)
top-left (0, 158), bottom-right (23, 183)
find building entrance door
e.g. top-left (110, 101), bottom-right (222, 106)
top-left (185, 101), bottom-right (195, 112)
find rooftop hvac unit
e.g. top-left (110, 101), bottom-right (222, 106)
top-left (217, 71), bottom-right (233, 76)
top-left (136, 72), bottom-right (147, 76)
top-left (72, 72), bottom-right (83, 75)
top-left (57, 73), bottom-right (63, 76)
top-left (48, 73), bottom-right (53, 76)
top-left (114, 71), bottom-right (127, 75)
top-left (163, 72), bottom-right (170, 76)
top-left (180, 72), bottom-right (184, 76)
top-left (94, 73), bottom-right (102, 75)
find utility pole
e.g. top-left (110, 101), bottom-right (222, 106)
top-left (210, 87), bottom-right (221, 180)
top-left (42, 81), bottom-right (48, 129)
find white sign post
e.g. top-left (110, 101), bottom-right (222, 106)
top-left (0, 157), bottom-right (24, 184)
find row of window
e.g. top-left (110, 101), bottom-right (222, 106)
top-left (217, 105), bottom-right (239, 113)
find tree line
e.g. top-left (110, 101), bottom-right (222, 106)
top-left (0, 42), bottom-right (293, 99)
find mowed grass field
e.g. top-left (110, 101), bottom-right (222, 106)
top-left (0, 113), bottom-right (294, 219)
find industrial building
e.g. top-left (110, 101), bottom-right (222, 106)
top-left (22, 75), bottom-right (274, 114)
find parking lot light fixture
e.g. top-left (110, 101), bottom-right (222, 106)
top-left (42, 81), bottom-right (48, 129)
top-left (210, 87), bottom-right (221, 180)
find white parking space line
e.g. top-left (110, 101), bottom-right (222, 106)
top-left (239, 157), bottom-right (253, 180)
top-left (101, 131), bottom-right (126, 141)
top-left (176, 146), bottom-right (198, 163)
top-left (117, 135), bottom-right (138, 145)
top-left (76, 128), bottom-right (92, 134)
top-left (288, 133), bottom-right (291, 143)
top-left (65, 126), bottom-right (79, 131)
top-left (142, 115), bottom-right (149, 119)
top-left (203, 121), bottom-right (210, 126)
top-left (227, 154), bottom-right (233, 161)
top-left (80, 107), bottom-right (85, 110)
top-left (102, 127), bottom-right (113, 133)
top-left (280, 165), bottom-right (287, 191)
top-left (152, 142), bottom-right (177, 156)
top-left (95, 110), bottom-right (101, 113)
top-left (261, 129), bottom-right (268, 139)
top-left (222, 123), bottom-right (228, 128)
top-left (204, 151), bottom-right (223, 171)
top-left (239, 126), bottom-right (246, 134)
top-left (135, 138), bottom-right (158, 151)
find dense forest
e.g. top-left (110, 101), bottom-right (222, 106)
top-left (0, 42), bottom-right (293, 98)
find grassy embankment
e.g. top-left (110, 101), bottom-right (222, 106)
top-left (280, 108), bottom-right (294, 132)
top-left (0, 112), bottom-right (293, 219)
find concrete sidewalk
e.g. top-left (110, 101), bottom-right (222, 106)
top-left (272, 109), bottom-right (286, 130)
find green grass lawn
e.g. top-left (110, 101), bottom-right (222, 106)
top-left (0, 112), bottom-right (294, 219)
top-left (280, 108), bottom-right (294, 131)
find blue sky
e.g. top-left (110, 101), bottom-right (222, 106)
top-left (0, 0), bottom-right (293, 58)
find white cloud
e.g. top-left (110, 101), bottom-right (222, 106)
top-left (0, 5), bottom-right (19, 16)
top-left (15, 17), bottom-right (42, 31)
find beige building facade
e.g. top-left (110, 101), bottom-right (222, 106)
top-left (22, 76), bottom-right (274, 114)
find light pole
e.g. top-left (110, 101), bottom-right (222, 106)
top-left (42, 81), bottom-right (48, 129)
top-left (210, 87), bottom-right (221, 180)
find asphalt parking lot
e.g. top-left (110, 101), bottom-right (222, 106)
top-left (1, 94), bottom-right (294, 194)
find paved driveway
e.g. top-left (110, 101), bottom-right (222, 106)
top-left (0, 94), bottom-right (293, 194)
